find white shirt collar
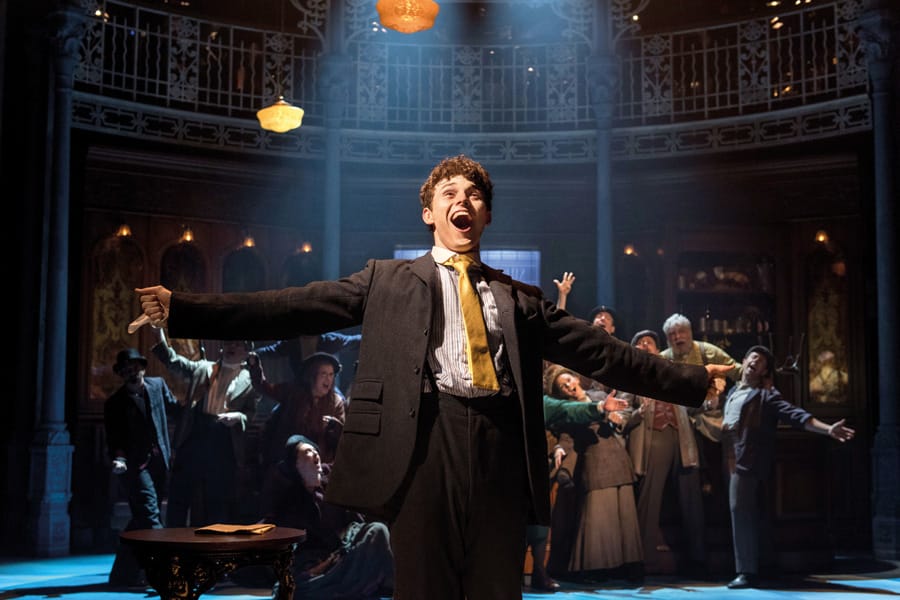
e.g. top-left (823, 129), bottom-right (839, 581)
top-left (431, 246), bottom-right (481, 265)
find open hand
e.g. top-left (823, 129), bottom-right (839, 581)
top-left (217, 412), bottom-right (244, 427)
top-left (602, 389), bottom-right (630, 413)
top-left (553, 447), bottom-right (565, 470)
top-left (828, 418), bottom-right (855, 442)
top-left (608, 411), bottom-right (627, 426)
top-left (553, 272), bottom-right (575, 296)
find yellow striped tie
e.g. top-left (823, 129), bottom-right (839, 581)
top-left (444, 255), bottom-right (500, 391)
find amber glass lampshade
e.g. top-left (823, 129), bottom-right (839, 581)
top-left (376, 0), bottom-right (440, 34)
top-left (256, 96), bottom-right (305, 133)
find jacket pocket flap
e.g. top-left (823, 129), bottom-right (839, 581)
top-left (344, 405), bottom-right (381, 435)
top-left (350, 379), bottom-right (383, 402)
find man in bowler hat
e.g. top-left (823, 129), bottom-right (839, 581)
top-left (104, 348), bottom-right (178, 586)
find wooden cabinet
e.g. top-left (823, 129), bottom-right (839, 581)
top-left (657, 224), bottom-right (870, 569)
top-left (674, 250), bottom-right (776, 360)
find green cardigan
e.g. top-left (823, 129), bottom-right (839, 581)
top-left (543, 395), bottom-right (603, 431)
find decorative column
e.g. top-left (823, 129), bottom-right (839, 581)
top-left (587, 0), bottom-right (620, 306)
top-left (859, 0), bottom-right (900, 560)
top-left (27, 1), bottom-right (84, 557)
top-left (318, 52), bottom-right (350, 280)
top-left (587, 56), bottom-right (619, 307)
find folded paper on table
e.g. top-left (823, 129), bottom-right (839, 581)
top-left (195, 523), bottom-right (277, 535)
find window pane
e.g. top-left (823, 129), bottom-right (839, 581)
top-left (394, 247), bottom-right (540, 286)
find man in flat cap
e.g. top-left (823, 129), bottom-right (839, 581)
top-left (720, 346), bottom-right (854, 589)
top-left (589, 305), bottom-right (618, 337)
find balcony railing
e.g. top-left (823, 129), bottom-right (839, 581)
top-left (615, 3), bottom-right (868, 126)
top-left (74, 0), bottom-right (868, 135)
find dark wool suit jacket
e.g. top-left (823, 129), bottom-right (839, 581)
top-left (167, 254), bottom-right (709, 524)
top-left (723, 385), bottom-right (812, 479)
top-left (104, 376), bottom-right (177, 469)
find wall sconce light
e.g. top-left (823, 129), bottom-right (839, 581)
top-left (815, 229), bottom-right (829, 244)
top-left (298, 242), bottom-right (313, 254)
top-left (180, 226), bottom-right (194, 243)
top-left (115, 223), bottom-right (132, 237)
top-left (376, 0), bottom-right (440, 34)
top-left (242, 232), bottom-right (256, 248)
top-left (623, 243), bottom-right (637, 256)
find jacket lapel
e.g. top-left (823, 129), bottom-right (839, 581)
top-left (229, 374), bottom-right (252, 402)
top-left (410, 253), bottom-right (439, 326)
top-left (484, 266), bottom-right (523, 398)
top-left (410, 253), bottom-right (435, 286)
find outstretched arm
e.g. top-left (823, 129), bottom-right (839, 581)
top-left (805, 417), bottom-right (855, 442)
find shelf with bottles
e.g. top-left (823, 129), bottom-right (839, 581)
top-left (674, 251), bottom-right (776, 354)
top-left (683, 302), bottom-right (771, 346)
top-left (684, 306), bottom-right (774, 357)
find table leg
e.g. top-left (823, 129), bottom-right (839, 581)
top-left (139, 552), bottom-right (232, 600)
top-left (270, 546), bottom-right (297, 600)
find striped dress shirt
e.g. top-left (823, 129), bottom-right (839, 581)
top-left (428, 246), bottom-right (513, 398)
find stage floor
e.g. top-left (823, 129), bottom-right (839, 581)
top-left (1, 553), bottom-right (898, 599)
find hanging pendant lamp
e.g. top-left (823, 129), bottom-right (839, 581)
top-left (376, 0), bottom-right (440, 34)
top-left (257, 1), bottom-right (304, 133)
top-left (257, 96), bottom-right (305, 133)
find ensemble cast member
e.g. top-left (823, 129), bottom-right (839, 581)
top-left (103, 348), bottom-right (177, 587)
top-left (720, 345), bottom-right (854, 589)
top-left (150, 327), bottom-right (260, 526)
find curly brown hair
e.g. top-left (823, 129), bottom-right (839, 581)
top-left (419, 154), bottom-right (493, 211)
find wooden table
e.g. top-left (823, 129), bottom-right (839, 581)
top-left (120, 527), bottom-right (305, 600)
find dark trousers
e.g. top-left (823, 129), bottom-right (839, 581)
top-left (389, 392), bottom-right (528, 600)
top-left (123, 452), bottom-right (167, 530)
top-left (167, 416), bottom-right (236, 527)
top-left (728, 471), bottom-right (761, 575)
top-left (110, 453), bottom-right (167, 586)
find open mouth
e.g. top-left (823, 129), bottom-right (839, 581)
top-left (451, 212), bottom-right (473, 230)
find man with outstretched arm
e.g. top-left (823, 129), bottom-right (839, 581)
top-left (135, 155), bottom-right (730, 600)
